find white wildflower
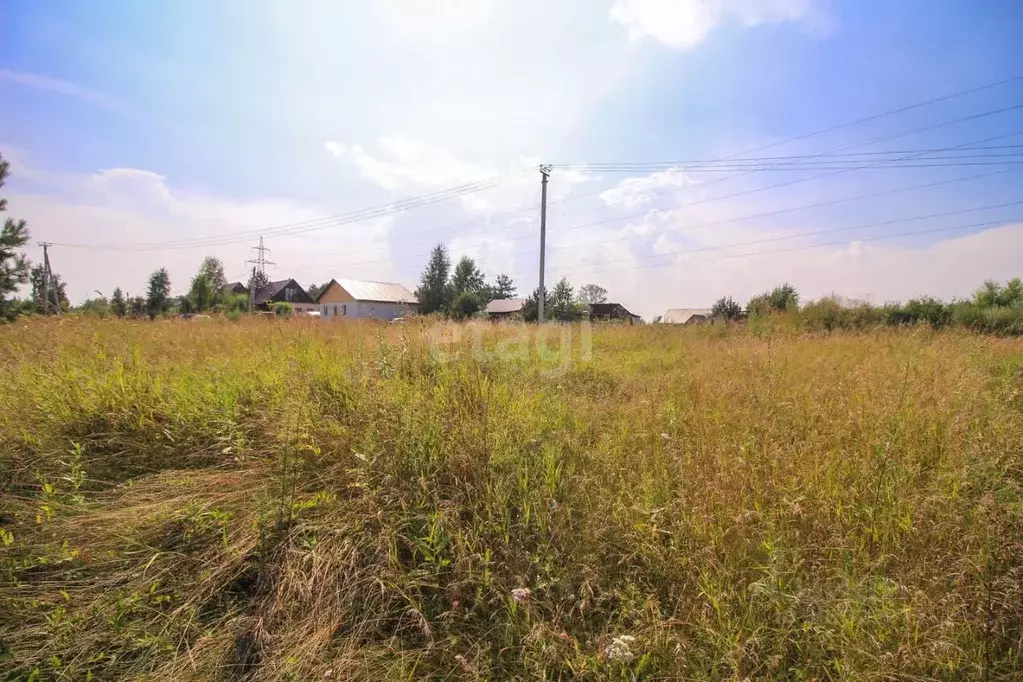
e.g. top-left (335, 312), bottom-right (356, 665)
top-left (604, 634), bottom-right (637, 662)
top-left (511, 587), bottom-right (531, 603)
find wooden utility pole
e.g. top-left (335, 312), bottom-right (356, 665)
top-left (538, 165), bottom-right (551, 323)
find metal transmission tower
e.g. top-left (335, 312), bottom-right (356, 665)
top-left (245, 236), bottom-right (275, 313)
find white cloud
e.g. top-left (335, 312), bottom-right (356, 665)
top-left (609, 0), bottom-right (823, 49)
top-left (600, 168), bottom-right (692, 207)
top-left (6, 163), bottom-right (400, 302)
top-left (325, 137), bottom-right (561, 213)
top-left (327, 136), bottom-right (499, 191)
top-left (549, 221), bottom-right (1023, 319)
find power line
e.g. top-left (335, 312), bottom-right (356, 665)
top-left (541, 121), bottom-right (1023, 244)
top-left (281, 163), bottom-right (1022, 275)
top-left (549, 198), bottom-right (1023, 278)
top-left (554, 216), bottom-right (1022, 281)
top-left (46, 77), bottom-right (1023, 254)
top-left (49, 170), bottom-right (531, 251)
top-left (542, 75), bottom-right (1023, 210)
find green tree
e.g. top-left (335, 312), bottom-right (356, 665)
top-left (747, 283), bottom-right (799, 315)
top-left (306, 282), bottom-right (326, 300)
top-left (110, 287), bottom-right (127, 318)
top-left (451, 256), bottom-right (485, 297)
top-left (222, 291), bottom-right (249, 314)
top-left (576, 283), bottom-right (608, 305)
top-left (189, 271), bottom-right (214, 311)
top-left (522, 286), bottom-right (547, 322)
top-left (0, 153), bottom-right (31, 321)
top-left (146, 268), bottom-right (172, 319)
top-left (197, 257), bottom-right (226, 292)
top-left (450, 291), bottom-right (482, 320)
top-left (248, 266), bottom-right (269, 294)
top-left (973, 280), bottom-right (1001, 308)
top-left (415, 243), bottom-right (452, 314)
top-left (549, 277), bottom-right (583, 321)
top-left (189, 257), bottom-right (226, 311)
top-left (491, 273), bottom-right (516, 300)
top-left (273, 301), bottom-right (294, 318)
top-left (29, 264), bottom-right (69, 313)
top-left (77, 297), bottom-right (109, 318)
top-left (1001, 277), bottom-right (1023, 306)
top-left (768, 283), bottom-right (799, 311)
top-left (974, 278), bottom-right (1023, 308)
top-left (129, 295), bottom-right (146, 318)
top-left (711, 295), bottom-right (743, 320)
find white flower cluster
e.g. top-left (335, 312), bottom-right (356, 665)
top-left (604, 634), bottom-right (637, 662)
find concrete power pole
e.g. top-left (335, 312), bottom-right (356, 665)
top-left (38, 242), bottom-right (58, 315)
top-left (538, 165), bottom-right (551, 323)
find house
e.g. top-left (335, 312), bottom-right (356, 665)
top-left (253, 279), bottom-right (315, 312)
top-left (662, 308), bottom-right (712, 325)
top-left (223, 282), bottom-right (248, 297)
top-left (588, 302), bottom-right (642, 325)
top-left (315, 278), bottom-right (418, 320)
top-left (485, 297), bottom-right (527, 320)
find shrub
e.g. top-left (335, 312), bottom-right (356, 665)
top-left (746, 283), bottom-right (799, 317)
top-left (450, 291), bottom-right (482, 321)
top-left (272, 301), bottom-right (294, 318)
top-left (904, 296), bottom-right (951, 328)
top-left (800, 297), bottom-right (843, 331)
top-left (710, 295), bottom-right (743, 320)
top-left (953, 301), bottom-right (1023, 335)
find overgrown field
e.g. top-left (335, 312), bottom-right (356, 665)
top-left (2, 318), bottom-right (1022, 680)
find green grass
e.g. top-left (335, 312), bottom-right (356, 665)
top-left (1, 317), bottom-right (1022, 680)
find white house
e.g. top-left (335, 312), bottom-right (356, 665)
top-left (314, 278), bottom-right (418, 320)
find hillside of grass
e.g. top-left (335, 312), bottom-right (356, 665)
top-left (2, 318), bottom-right (1022, 680)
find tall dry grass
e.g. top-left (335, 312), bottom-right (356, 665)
top-left (1, 317), bottom-right (1022, 680)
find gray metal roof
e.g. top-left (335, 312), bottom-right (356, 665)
top-left (334, 279), bottom-right (417, 304)
top-left (254, 279), bottom-right (293, 305)
top-left (662, 308), bottom-right (712, 324)
top-left (485, 298), bottom-right (527, 314)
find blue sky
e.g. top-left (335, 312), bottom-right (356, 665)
top-left (2, 0), bottom-right (1022, 316)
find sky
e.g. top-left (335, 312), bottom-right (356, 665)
top-left (1, 0), bottom-right (1022, 318)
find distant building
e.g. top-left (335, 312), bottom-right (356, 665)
top-left (315, 278), bottom-right (418, 320)
top-left (485, 297), bottom-right (527, 320)
top-left (223, 282), bottom-right (248, 296)
top-left (662, 308), bottom-right (712, 325)
top-left (588, 302), bottom-right (642, 325)
top-left (253, 279), bottom-right (315, 312)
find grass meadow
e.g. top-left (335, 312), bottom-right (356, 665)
top-left (1, 317), bottom-right (1022, 680)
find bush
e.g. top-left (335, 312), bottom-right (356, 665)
top-left (953, 301), bottom-right (1023, 335)
top-left (746, 283), bottom-right (799, 317)
top-left (450, 291), bottom-right (482, 321)
top-left (272, 301), bottom-right (294, 318)
top-left (710, 295), bottom-right (743, 320)
top-left (904, 297), bottom-right (951, 329)
top-left (800, 297), bottom-right (843, 331)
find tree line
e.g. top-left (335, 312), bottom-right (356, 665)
top-left (676, 279), bottom-right (1023, 335)
top-left (413, 243), bottom-right (611, 321)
